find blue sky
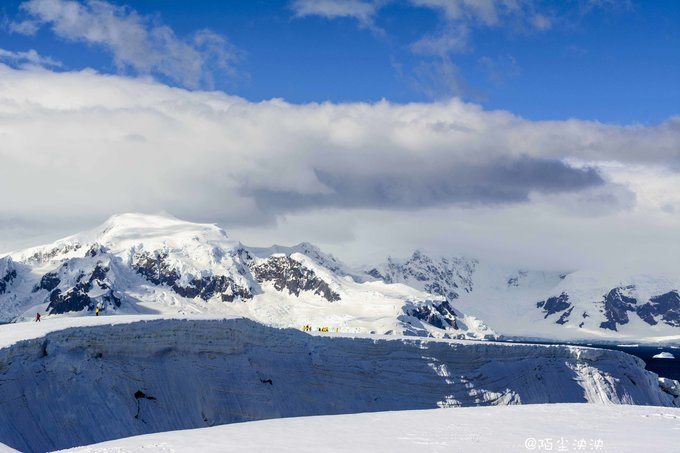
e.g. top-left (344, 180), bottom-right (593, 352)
top-left (1, 0), bottom-right (678, 124)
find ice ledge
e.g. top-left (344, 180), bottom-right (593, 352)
top-left (0, 317), bottom-right (674, 452)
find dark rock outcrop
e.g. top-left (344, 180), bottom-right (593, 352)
top-left (599, 287), bottom-right (638, 331)
top-left (131, 251), bottom-right (253, 302)
top-left (0, 268), bottom-right (17, 295)
top-left (34, 272), bottom-right (61, 293)
top-left (172, 274), bottom-right (253, 302)
top-left (26, 242), bottom-right (82, 264)
top-left (536, 292), bottom-right (571, 320)
top-left (251, 255), bottom-right (340, 302)
top-left (637, 291), bottom-right (680, 327)
top-left (540, 286), bottom-right (680, 330)
top-left (402, 300), bottom-right (459, 330)
top-left (371, 251), bottom-right (476, 302)
top-left (47, 262), bottom-right (119, 314)
top-left (131, 251), bottom-right (181, 288)
top-left (556, 307), bottom-right (574, 325)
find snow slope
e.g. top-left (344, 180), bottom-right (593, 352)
top-left (0, 213), bottom-right (491, 339)
top-left (0, 317), bottom-right (674, 452)
top-left (369, 251), bottom-right (680, 342)
top-left (58, 404), bottom-right (680, 453)
top-left (458, 266), bottom-right (680, 342)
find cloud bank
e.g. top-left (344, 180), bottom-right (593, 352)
top-left (0, 64), bottom-right (679, 269)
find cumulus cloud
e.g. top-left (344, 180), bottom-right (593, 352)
top-left (9, 0), bottom-right (240, 88)
top-left (0, 64), bottom-right (679, 268)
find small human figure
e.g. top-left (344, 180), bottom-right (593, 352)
top-left (95, 307), bottom-right (100, 316)
top-left (35, 313), bottom-right (41, 322)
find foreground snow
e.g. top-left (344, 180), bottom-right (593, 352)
top-left (0, 316), bottom-right (674, 452)
top-left (57, 404), bottom-right (680, 453)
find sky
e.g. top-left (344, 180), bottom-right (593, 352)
top-left (0, 0), bottom-right (679, 270)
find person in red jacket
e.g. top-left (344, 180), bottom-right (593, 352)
top-left (35, 313), bottom-right (41, 322)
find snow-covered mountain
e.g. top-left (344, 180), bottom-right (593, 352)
top-left (366, 250), bottom-right (476, 302)
top-left (3, 213), bottom-right (679, 342)
top-left (0, 213), bottom-right (492, 339)
top-left (525, 271), bottom-right (680, 339)
top-left (368, 251), bottom-right (680, 342)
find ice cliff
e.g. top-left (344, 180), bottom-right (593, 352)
top-left (0, 317), bottom-right (673, 452)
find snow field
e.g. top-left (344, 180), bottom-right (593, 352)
top-left (58, 404), bottom-right (680, 453)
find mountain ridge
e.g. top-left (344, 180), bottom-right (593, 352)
top-left (0, 213), bottom-right (492, 339)
top-left (2, 212), bottom-right (680, 342)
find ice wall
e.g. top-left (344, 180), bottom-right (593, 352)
top-left (0, 319), bottom-right (672, 452)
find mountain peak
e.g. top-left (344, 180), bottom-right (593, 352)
top-left (92, 213), bottom-right (229, 247)
top-left (100, 212), bottom-right (225, 233)
top-left (9, 213), bottom-right (233, 265)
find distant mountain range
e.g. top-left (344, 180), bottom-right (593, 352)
top-left (369, 251), bottom-right (680, 342)
top-left (0, 213), bottom-right (491, 339)
top-left (1, 213), bottom-right (679, 342)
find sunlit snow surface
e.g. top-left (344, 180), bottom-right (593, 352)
top-left (54, 404), bottom-right (680, 453)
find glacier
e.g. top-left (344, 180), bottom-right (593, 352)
top-left (0, 316), bottom-right (675, 452)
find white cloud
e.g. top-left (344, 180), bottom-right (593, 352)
top-left (409, 0), bottom-right (507, 25)
top-left (7, 18), bottom-right (40, 35)
top-left (291, 0), bottom-right (565, 98)
top-left (409, 0), bottom-right (553, 32)
top-left (10, 0), bottom-right (240, 88)
top-left (0, 48), bottom-right (61, 68)
top-left (411, 57), bottom-right (470, 99)
top-left (1, 65), bottom-right (679, 269)
top-left (411, 25), bottom-right (470, 57)
top-left (291, 0), bottom-right (382, 29)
